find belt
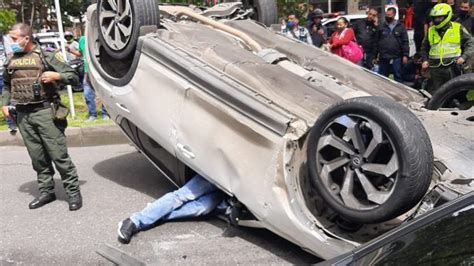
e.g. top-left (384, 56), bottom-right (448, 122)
top-left (15, 101), bottom-right (50, 113)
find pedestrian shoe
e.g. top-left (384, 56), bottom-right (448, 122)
top-left (117, 218), bottom-right (137, 244)
top-left (68, 192), bottom-right (82, 211)
top-left (29, 193), bottom-right (56, 209)
top-left (86, 116), bottom-right (96, 122)
top-left (102, 116), bottom-right (109, 121)
top-left (9, 127), bottom-right (17, 135)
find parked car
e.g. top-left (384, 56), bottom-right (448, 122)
top-left (85, 0), bottom-right (473, 260)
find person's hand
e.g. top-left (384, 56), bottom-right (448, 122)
top-left (2, 106), bottom-right (10, 118)
top-left (402, 56), bottom-right (408, 65)
top-left (41, 71), bottom-right (61, 83)
top-left (374, 17), bottom-right (378, 26)
top-left (317, 28), bottom-right (324, 35)
top-left (422, 61), bottom-right (429, 70)
top-left (456, 57), bottom-right (465, 65)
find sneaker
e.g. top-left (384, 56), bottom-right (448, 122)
top-left (86, 116), bottom-right (96, 122)
top-left (118, 218), bottom-right (137, 244)
top-left (102, 116), bottom-right (109, 121)
top-left (9, 127), bottom-right (17, 135)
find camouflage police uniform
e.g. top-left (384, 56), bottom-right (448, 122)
top-left (1, 45), bottom-right (81, 200)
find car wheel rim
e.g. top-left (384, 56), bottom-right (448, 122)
top-left (99, 0), bottom-right (133, 51)
top-left (315, 114), bottom-right (399, 211)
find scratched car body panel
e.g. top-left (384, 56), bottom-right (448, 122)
top-left (86, 1), bottom-right (474, 260)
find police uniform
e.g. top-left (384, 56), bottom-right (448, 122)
top-left (420, 4), bottom-right (474, 93)
top-left (1, 45), bottom-right (81, 202)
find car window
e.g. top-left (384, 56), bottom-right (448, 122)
top-left (325, 21), bottom-right (337, 37)
top-left (349, 18), bottom-right (364, 28)
top-left (353, 204), bottom-right (474, 265)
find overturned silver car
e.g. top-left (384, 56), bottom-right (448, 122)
top-left (86, 0), bottom-right (474, 259)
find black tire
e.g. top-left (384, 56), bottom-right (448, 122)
top-left (97, 0), bottom-right (159, 60)
top-left (427, 73), bottom-right (474, 110)
top-left (243, 0), bottom-right (278, 26)
top-left (307, 97), bottom-right (433, 224)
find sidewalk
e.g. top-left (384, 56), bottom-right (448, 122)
top-left (0, 124), bottom-right (128, 147)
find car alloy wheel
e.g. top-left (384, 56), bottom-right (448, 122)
top-left (316, 114), bottom-right (398, 210)
top-left (307, 97), bottom-right (433, 224)
top-left (99, 0), bottom-right (133, 52)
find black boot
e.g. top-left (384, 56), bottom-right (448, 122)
top-left (68, 192), bottom-right (82, 211)
top-left (29, 193), bottom-right (56, 209)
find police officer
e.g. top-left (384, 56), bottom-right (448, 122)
top-left (1, 23), bottom-right (82, 211)
top-left (421, 3), bottom-right (474, 93)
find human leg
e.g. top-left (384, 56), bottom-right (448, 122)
top-left (378, 59), bottom-right (391, 77)
top-left (17, 111), bottom-right (58, 209)
top-left (33, 109), bottom-right (81, 210)
top-left (83, 75), bottom-right (97, 119)
top-left (391, 58), bottom-right (403, 82)
top-left (17, 111), bottom-right (56, 194)
top-left (163, 191), bottom-right (224, 221)
top-left (130, 175), bottom-right (218, 229)
top-left (429, 66), bottom-right (452, 94)
top-left (364, 53), bottom-right (374, 70)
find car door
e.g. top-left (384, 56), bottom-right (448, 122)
top-left (107, 52), bottom-right (186, 186)
top-left (170, 60), bottom-right (293, 194)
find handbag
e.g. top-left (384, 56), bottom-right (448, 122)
top-left (342, 41), bottom-right (364, 64)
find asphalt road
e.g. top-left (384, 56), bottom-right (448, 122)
top-left (0, 144), bottom-right (321, 264)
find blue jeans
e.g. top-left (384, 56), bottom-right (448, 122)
top-left (83, 75), bottom-right (107, 118)
top-left (130, 175), bottom-right (224, 230)
top-left (378, 58), bottom-right (402, 82)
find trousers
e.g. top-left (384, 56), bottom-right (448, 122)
top-left (17, 108), bottom-right (80, 195)
top-left (130, 175), bottom-right (224, 230)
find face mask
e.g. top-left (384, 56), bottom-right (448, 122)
top-left (10, 37), bottom-right (26, 53)
top-left (385, 16), bottom-right (394, 23)
top-left (287, 21), bottom-right (296, 28)
top-left (10, 43), bottom-right (24, 53)
top-left (459, 10), bottom-right (469, 17)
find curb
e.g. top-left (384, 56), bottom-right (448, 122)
top-left (0, 124), bottom-right (129, 147)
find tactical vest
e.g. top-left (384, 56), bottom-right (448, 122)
top-left (7, 51), bottom-right (51, 105)
top-left (428, 22), bottom-right (462, 66)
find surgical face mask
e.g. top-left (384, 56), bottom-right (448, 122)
top-left (459, 10), bottom-right (469, 17)
top-left (10, 37), bottom-right (26, 53)
top-left (287, 21), bottom-right (296, 28)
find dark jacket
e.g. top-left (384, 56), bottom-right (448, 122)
top-left (375, 21), bottom-right (410, 60)
top-left (307, 22), bottom-right (327, 48)
top-left (353, 19), bottom-right (378, 53)
top-left (420, 22), bottom-right (474, 66)
top-left (456, 14), bottom-right (474, 34)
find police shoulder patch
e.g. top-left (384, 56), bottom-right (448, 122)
top-left (54, 52), bottom-right (65, 62)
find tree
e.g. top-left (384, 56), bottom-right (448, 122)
top-left (0, 9), bottom-right (16, 33)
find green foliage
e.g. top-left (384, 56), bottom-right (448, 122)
top-left (277, 0), bottom-right (313, 22)
top-left (0, 9), bottom-right (17, 33)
